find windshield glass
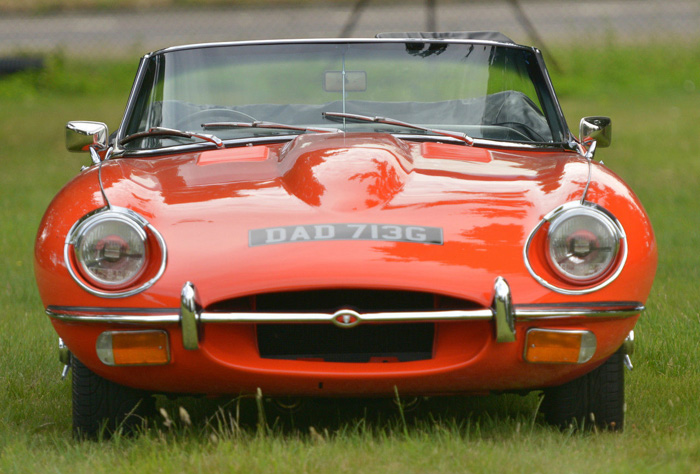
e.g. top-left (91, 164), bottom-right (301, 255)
top-left (121, 41), bottom-right (566, 150)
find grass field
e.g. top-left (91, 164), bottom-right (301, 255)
top-left (1, 45), bottom-right (699, 473)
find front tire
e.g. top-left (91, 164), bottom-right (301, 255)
top-left (541, 347), bottom-right (625, 431)
top-left (72, 357), bottom-right (155, 439)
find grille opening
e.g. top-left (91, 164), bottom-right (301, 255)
top-left (206, 289), bottom-right (481, 363)
top-left (257, 323), bottom-right (434, 362)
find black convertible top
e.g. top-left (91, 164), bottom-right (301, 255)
top-left (375, 31), bottom-right (515, 43)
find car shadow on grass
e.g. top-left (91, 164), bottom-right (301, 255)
top-left (151, 391), bottom-right (545, 439)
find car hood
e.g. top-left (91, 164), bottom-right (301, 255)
top-left (105, 133), bottom-right (586, 213)
top-left (96, 133), bottom-right (590, 305)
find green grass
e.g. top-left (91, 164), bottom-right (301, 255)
top-left (1, 45), bottom-right (700, 472)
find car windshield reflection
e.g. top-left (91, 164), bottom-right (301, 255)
top-left (120, 40), bottom-right (566, 151)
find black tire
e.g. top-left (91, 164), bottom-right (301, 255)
top-left (541, 347), bottom-right (625, 431)
top-left (72, 357), bottom-right (155, 439)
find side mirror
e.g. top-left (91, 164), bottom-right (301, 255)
top-left (579, 116), bottom-right (612, 148)
top-left (67, 120), bottom-right (109, 150)
top-left (66, 121), bottom-right (109, 165)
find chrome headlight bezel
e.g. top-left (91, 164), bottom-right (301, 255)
top-left (65, 207), bottom-right (167, 298)
top-left (524, 201), bottom-right (627, 295)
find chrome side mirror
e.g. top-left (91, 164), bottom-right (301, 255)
top-left (66, 121), bottom-right (109, 164)
top-left (579, 116), bottom-right (612, 148)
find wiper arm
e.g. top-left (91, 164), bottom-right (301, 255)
top-left (202, 121), bottom-right (342, 134)
top-left (120, 127), bottom-right (224, 148)
top-left (322, 112), bottom-right (474, 146)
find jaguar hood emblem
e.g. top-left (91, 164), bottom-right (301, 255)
top-left (332, 309), bottom-right (361, 328)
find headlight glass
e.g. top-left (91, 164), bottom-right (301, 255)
top-left (546, 208), bottom-right (621, 283)
top-left (74, 215), bottom-right (148, 288)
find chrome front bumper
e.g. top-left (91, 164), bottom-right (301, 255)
top-left (47, 277), bottom-right (645, 351)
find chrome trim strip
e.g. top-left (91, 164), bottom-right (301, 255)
top-left (47, 309), bottom-right (180, 324)
top-left (48, 310), bottom-right (494, 323)
top-left (523, 201), bottom-right (628, 295)
top-left (47, 305), bottom-right (178, 314)
top-left (201, 308), bottom-right (494, 324)
top-left (514, 303), bottom-right (644, 320)
top-left (153, 38), bottom-right (536, 56)
top-left (47, 302), bottom-right (644, 324)
top-left (115, 55), bottom-right (151, 153)
top-left (532, 47), bottom-right (572, 145)
top-left (47, 278), bottom-right (644, 353)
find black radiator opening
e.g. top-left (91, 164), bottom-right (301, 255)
top-left (206, 289), bottom-right (481, 363)
top-left (257, 323), bottom-right (434, 362)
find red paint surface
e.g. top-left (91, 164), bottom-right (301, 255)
top-left (35, 133), bottom-right (657, 396)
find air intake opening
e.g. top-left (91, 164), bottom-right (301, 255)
top-left (207, 289), bottom-right (481, 363)
top-left (258, 323), bottom-right (434, 362)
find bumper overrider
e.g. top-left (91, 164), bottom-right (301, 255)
top-left (48, 277), bottom-right (642, 369)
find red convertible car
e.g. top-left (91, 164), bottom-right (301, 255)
top-left (35, 32), bottom-right (657, 437)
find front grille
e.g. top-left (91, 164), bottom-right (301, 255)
top-left (208, 289), bottom-right (481, 363)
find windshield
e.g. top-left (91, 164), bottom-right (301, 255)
top-left (120, 41), bottom-right (567, 151)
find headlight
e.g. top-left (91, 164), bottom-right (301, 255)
top-left (74, 214), bottom-right (148, 288)
top-left (546, 207), bottom-right (621, 283)
top-left (65, 207), bottom-right (167, 297)
top-left (524, 202), bottom-right (627, 295)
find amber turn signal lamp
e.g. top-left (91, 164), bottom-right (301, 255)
top-left (96, 330), bottom-right (170, 366)
top-left (524, 329), bottom-right (596, 364)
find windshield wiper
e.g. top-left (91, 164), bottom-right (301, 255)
top-left (322, 112), bottom-right (474, 146)
top-left (120, 127), bottom-right (224, 148)
top-left (202, 121), bottom-right (342, 134)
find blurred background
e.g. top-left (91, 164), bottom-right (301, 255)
top-left (0, 0), bottom-right (698, 62)
top-left (1, 0), bottom-right (700, 463)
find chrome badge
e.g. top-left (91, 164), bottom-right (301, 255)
top-left (332, 309), bottom-right (361, 329)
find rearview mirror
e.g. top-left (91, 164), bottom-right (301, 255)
top-left (324, 71), bottom-right (367, 92)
